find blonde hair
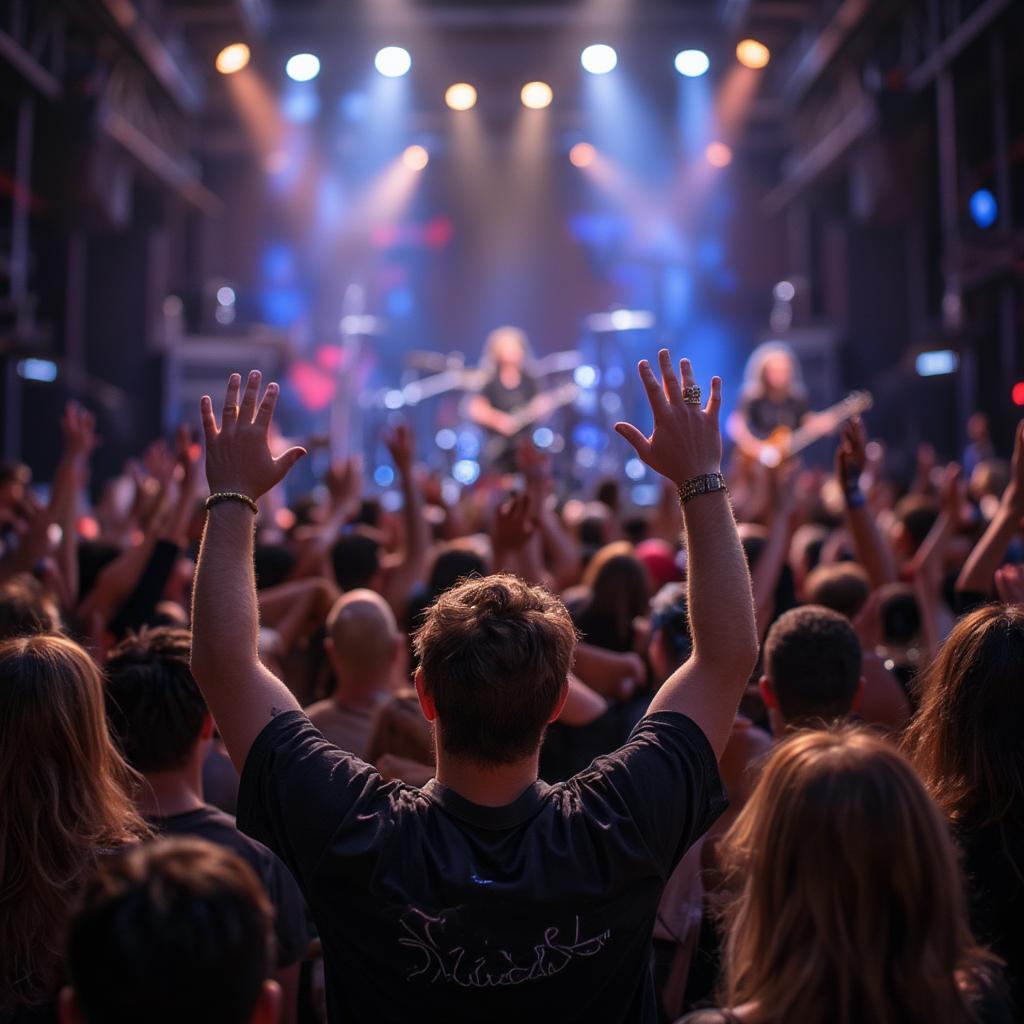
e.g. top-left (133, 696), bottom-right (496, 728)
top-left (740, 340), bottom-right (807, 401)
top-left (0, 633), bottom-right (149, 1012)
top-left (718, 728), bottom-right (996, 1024)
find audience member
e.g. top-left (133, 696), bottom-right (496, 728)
top-left (305, 590), bottom-right (405, 755)
top-left (0, 634), bottom-right (148, 1021)
top-left (61, 838), bottom-right (280, 1024)
top-left (904, 599), bottom-right (1024, 1011)
top-left (681, 728), bottom-right (1011, 1023)
top-left (104, 628), bottom-right (311, 1019)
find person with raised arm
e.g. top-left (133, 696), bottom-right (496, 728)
top-left (189, 355), bottom-right (757, 1024)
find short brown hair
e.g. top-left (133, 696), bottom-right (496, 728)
top-left (764, 606), bottom-right (862, 726)
top-left (805, 563), bottom-right (870, 620)
top-left (414, 574), bottom-right (576, 765)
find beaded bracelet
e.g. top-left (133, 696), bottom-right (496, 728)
top-left (204, 491), bottom-right (259, 515)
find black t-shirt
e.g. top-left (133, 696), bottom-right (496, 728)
top-left (958, 820), bottom-right (1024, 1013)
top-left (149, 804), bottom-right (311, 969)
top-left (481, 371), bottom-right (537, 419)
top-left (739, 394), bottom-right (809, 439)
top-left (238, 709), bottom-right (726, 1024)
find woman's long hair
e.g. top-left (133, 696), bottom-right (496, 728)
top-left (903, 603), bottom-right (1024, 832)
top-left (579, 542), bottom-right (651, 651)
top-left (718, 728), bottom-right (997, 1024)
top-left (0, 633), bottom-right (148, 1012)
top-left (476, 325), bottom-right (537, 376)
top-left (740, 340), bottom-right (807, 401)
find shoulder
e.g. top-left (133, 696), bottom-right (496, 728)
top-left (305, 699), bottom-right (336, 723)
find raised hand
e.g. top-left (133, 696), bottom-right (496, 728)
top-left (995, 564), bottom-right (1024, 606)
top-left (614, 349), bottom-right (722, 487)
top-left (60, 401), bottom-right (98, 460)
top-left (384, 422), bottom-right (415, 473)
top-left (491, 491), bottom-right (537, 554)
top-left (200, 371), bottom-right (305, 499)
top-left (836, 417), bottom-right (867, 491)
top-left (325, 455), bottom-right (363, 511)
top-left (1005, 420), bottom-right (1024, 515)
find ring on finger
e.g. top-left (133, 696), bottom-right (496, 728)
top-left (682, 385), bottom-right (702, 406)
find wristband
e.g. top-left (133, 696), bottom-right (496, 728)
top-left (677, 473), bottom-right (728, 506)
top-left (204, 491), bottom-right (259, 515)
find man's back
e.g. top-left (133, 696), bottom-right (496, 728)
top-left (239, 710), bottom-right (725, 1023)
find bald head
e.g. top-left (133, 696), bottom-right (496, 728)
top-left (325, 589), bottom-right (401, 682)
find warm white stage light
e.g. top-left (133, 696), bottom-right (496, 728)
top-left (674, 49), bottom-right (710, 77)
top-left (736, 38), bottom-right (770, 69)
top-left (581, 44), bottom-right (617, 75)
top-left (402, 144), bottom-right (429, 170)
top-left (375, 46), bottom-right (412, 78)
top-left (215, 43), bottom-right (250, 75)
top-left (285, 53), bottom-right (320, 82)
top-left (445, 82), bottom-right (477, 111)
top-left (521, 81), bottom-right (553, 109)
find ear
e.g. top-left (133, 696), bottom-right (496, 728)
top-left (850, 677), bottom-right (865, 713)
top-left (548, 676), bottom-right (571, 724)
top-left (758, 675), bottom-right (778, 710)
top-left (199, 712), bottom-right (215, 741)
top-left (414, 667), bottom-right (436, 722)
top-left (250, 980), bottom-right (281, 1024)
top-left (58, 987), bottom-right (84, 1024)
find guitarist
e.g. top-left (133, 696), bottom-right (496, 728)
top-left (468, 326), bottom-right (540, 472)
top-left (727, 341), bottom-right (829, 465)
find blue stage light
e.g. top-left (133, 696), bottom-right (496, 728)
top-left (375, 47), bottom-right (412, 78)
top-left (675, 50), bottom-right (710, 78)
top-left (969, 189), bottom-right (997, 229)
top-left (285, 53), bottom-right (320, 82)
top-left (581, 44), bottom-right (617, 75)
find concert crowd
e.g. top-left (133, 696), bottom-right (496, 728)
top-left (1, 343), bottom-right (1022, 1024)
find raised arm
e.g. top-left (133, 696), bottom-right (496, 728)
top-left (380, 423), bottom-right (429, 614)
top-left (616, 351), bottom-right (758, 758)
top-left (836, 418), bottom-right (899, 588)
top-left (191, 371), bottom-right (307, 771)
top-left (957, 420), bottom-right (1024, 596)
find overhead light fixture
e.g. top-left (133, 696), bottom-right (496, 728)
top-left (215, 43), bottom-right (250, 75)
top-left (736, 38), bottom-right (770, 69)
top-left (915, 350), bottom-right (959, 377)
top-left (285, 52), bottom-right (320, 82)
top-left (402, 144), bottom-right (429, 171)
top-left (375, 46), bottom-right (412, 78)
top-left (520, 81), bottom-right (553, 109)
top-left (969, 188), bottom-right (998, 229)
top-left (445, 82), bottom-right (477, 111)
top-left (674, 49), bottom-right (710, 77)
top-left (581, 44), bottom-right (618, 75)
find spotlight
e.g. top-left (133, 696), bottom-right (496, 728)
top-left (674, 49), bottom-right (710, 77)
top-left (520, 81), bottom-right (553, 109)
top-left (375, 46), bottom-right (412, 78)
top-left (215, 43), bottom-right (250, 75)
top-left (569, 142), bottom-right (596, 168)
top-left (705, 141), bottom-right (733, 167)
top-left (402, 144), bottom-right (429, 171)
top-left (216, 286), bottom-right (236, 307)
top-left (736, 38), bottom-right (770, 69)
top-left (581, 44), bottom-right (617, 75)
top-left (773, 280), bottom-right (795, 302)
top-left (969, 188), bottom-right (998, 229)
top-left (285, 52), bottom-right (320, 82)
top-left (445, 82), bottom-right (477, 111)
top-left (1013, 382), bottom-right (1024, 407)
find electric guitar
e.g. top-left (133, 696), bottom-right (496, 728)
top-left (749, 390), bottom-right (873, 467)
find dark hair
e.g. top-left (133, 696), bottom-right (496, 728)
top-left (0, 575), bottom-right (57, 641)
top-left (105, 628), bottom-right (206, 772)
top-left (764, 606), bottom-right (862, 726)
top-left (253, 543), bottom-right (295, 590)
top-left (579, 543), bottom-right (651, 651)
top-left (895, 495), bottom-right (939, 552)
top-left (66, 838), bottom-right (274, 1024)
top-left (649, 583), bottom-right (693, 669)
top-left (428, 547), bottom-right (487, 599)
top-left (331, 531), bottom-right (381, 591)
top-left (904, 603), bottom-right (1024, 832)
top-left (805, 563), bottom-right (870, 620)
top-left (77, 540), bottom-right (121, 601)
top-left (414, 574), bottom-right (576, 765)
top-left (879, 584), bottom-right (921, 645)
